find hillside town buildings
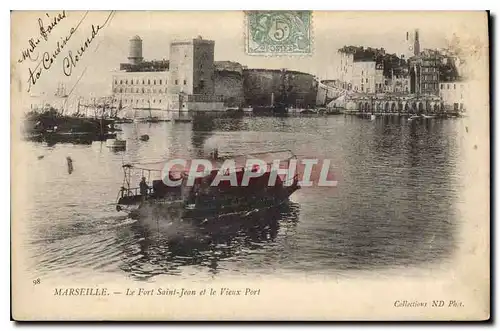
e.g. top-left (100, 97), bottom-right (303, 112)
top-left (331, 30), bottom-right (466, 112)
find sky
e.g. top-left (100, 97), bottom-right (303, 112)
top-left (10, 10), bottom-right (486, 107)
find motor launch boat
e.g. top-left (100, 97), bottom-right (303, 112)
top-left (115, 149), bottom-right (300, 221)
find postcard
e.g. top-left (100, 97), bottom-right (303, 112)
top-left (11, 10), bottom-right (490, 321)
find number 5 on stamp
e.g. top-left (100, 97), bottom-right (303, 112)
top-left (246, 11), bottom-right (312, 56)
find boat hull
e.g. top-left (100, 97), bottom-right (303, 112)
top-left (125, 182), bottom-right (300, 223)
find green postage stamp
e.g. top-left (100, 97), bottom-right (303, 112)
top-left (246, 11), bottom-right (312, 55)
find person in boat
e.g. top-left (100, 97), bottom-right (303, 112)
top-left (209, 148), bottom-right (219, 160)
top-left (139, 176), bottom-right (149, 200)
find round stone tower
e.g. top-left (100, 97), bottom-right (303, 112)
top-left (128, 35), bottom-right (143, 65)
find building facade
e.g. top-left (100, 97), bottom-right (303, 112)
top-left (409, 51), bottom-right (441, 96)
top-left (351, 61), bottom-right (377, 93)
top-left (111, 72), bottom-right (169, 109)
top-left (337, 51), bottom-right (354, 90)
top-left (439, 81), bottom-right (468, 111)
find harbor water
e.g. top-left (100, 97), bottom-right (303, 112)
top-left (20, 114), bottom-right (467, 282)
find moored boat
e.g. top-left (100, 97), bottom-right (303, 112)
top-left (106, 138), bottom-right (126, 149)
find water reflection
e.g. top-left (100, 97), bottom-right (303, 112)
top-left (191, 114), bottom-right (216, 156)
top-left (118, 202), bottom-right (300, 280)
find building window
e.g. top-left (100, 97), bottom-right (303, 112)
top-left (120, 80), bottom-right (123, 84)
top-left (159, 79), bottom-right (162, 85)
top-left (366, 78), bottom-right (368, 83)
top-left (154, 80), bottom-right (156, 85)
top-left (142, 79), bottom-right (145, 84)
top-left (175, 80), bottom-right (178, 85)
top-left (114, 80), bottom-right (117, 85)
top-left (447, 84), bottom-right (450, 89)
top-left (454, 84), bottom-right (456, 89)
top-left (183, 80), bottom-right (187, 85)
top-left (440, 84), bottom-right (444, 89)
top-left (125, 80), bottom-right (128, 85)
top-left (136, 100), bottom-right (139, 104)
top-left (148, 79), bottom-right (150, 85)
top-left (159, 99), bottom-right (162, 103)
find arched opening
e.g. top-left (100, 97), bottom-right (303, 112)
top-left (404, 103), bottom-right (409, 112)
top-left (364, 102), bottom-right (370, 111)
top-left (391, 103), bottom-right (396, 112)
top-left (384, 102), bottom-right (389, 111)
top-left (358, 102), bottom-right (364, 111)
top-left (418, 102), bottom-right (424, 112)
top-left (434, 104), bottom-right (439, 112)
top-left (412, 102), bottom-right (417, 111)
top-left (398, 102), bottom-right (403, 111)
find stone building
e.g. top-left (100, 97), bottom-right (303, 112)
top-left (111, 72), bottom-right (169, 109)
top-left (111, 35), bottom-right (318, 112)
top-left (439, 81), bottom-right (468, 112)
top-left (409, 49), bottom-right (441, 95)
top-left (166, 36), bottom-right (224, 111)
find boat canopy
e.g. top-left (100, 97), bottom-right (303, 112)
top-left (122, 149), bottom-right (296, 174)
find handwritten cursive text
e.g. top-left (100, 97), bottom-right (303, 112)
top-left (18, 11), bottom-right (66, 64)
top-left (62, 24), bottom-right (102, 77)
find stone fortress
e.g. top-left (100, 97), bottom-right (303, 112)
top-left (111, 35), bottom-right (318, 112)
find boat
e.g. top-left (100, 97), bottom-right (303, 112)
top-left (422, 114), bottom-right (436, 119)
top-left (114, 118), bottom-right (134, 124)
top-left (106, 138), bottom-right (126, 149)
top-left (173, 118), bottom-right (193, 123)
top-left (408, 114), bottom-right (420, 121)
top-left (242, 107), bottom-right (253, 113)
top-left (115, 149), bottom-right (301, 221)
top-left (225, 107), bottom-right (243, 113)
top-left (370, 114), bottom-right (376, 121)
top-left (300, 109), bottom-right (317, 115)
